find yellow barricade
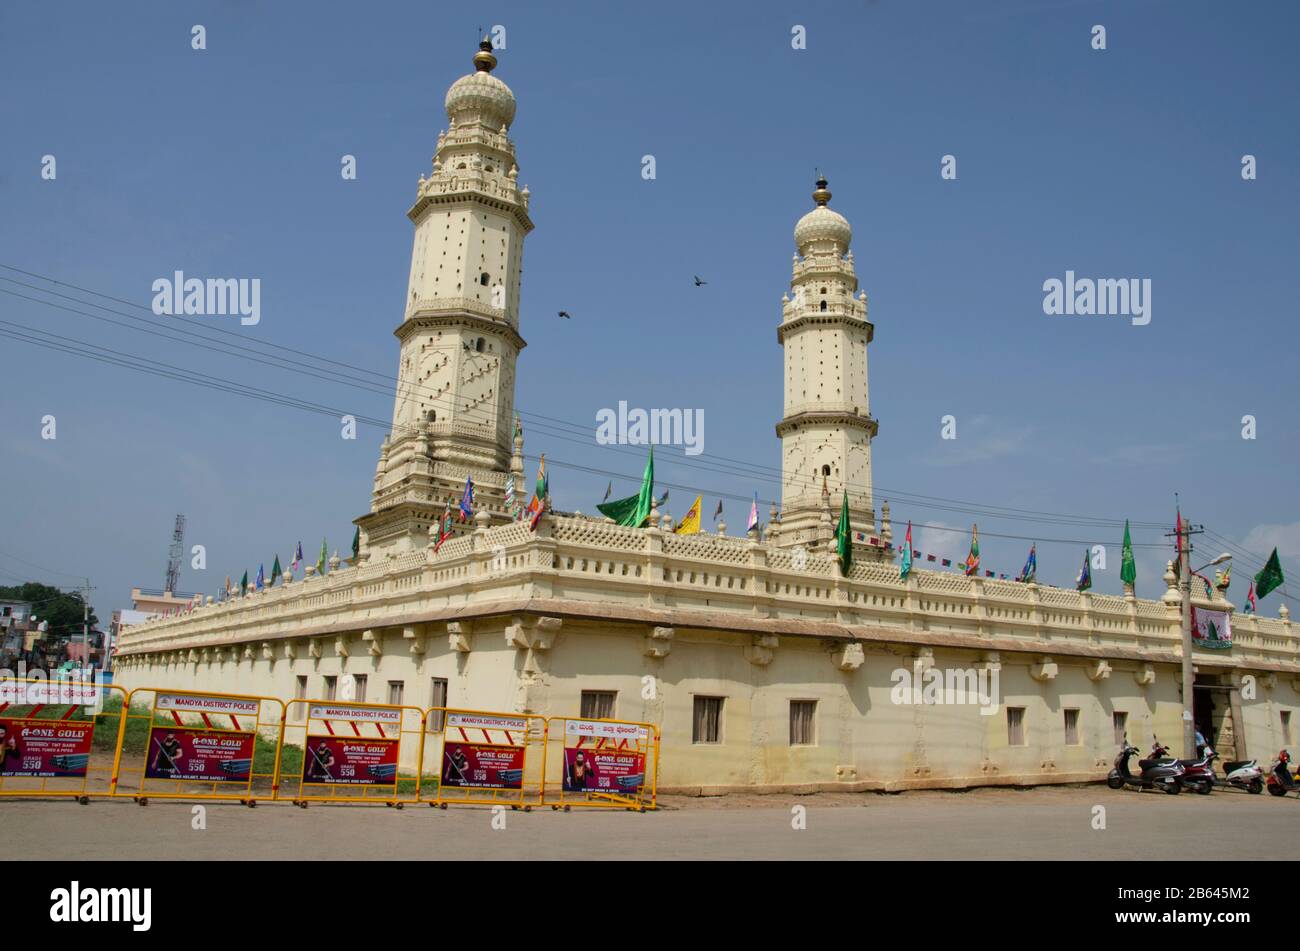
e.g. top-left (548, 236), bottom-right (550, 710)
top-left (112, 687), bottom-right (286, 807)
top-left (543, 716), bottom-right (659, 812)
top-left (0, 676), bottom-right (128, 803)
top-left (280, 699), bottom-right (426, 807)
top-left (421, 707), bottom-right (547, 810)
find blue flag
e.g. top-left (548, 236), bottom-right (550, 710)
top-left (1018, 544), bottom-right (1037, 583)
top-left (459, 474), bottom-right (474, 522)
top-left (1076, 550), bottom-right (1092, 591)
top-left (255, 563), bottom-right (265, 591)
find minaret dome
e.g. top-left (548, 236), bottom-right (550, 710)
top-left (794, 176), bottom-right (852, 253)
top-left (445, 39), bottom-right (517, 129)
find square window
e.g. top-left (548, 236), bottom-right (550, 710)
top-left (1007, 706), bottom-right (1026, 747)
top-left (580, 691), bottom-right (616, 720)
top-left (790, 700), bottom-right (816, 746)
top-left (693, 696), bottom-right (724, 744)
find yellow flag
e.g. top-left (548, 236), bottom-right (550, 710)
top-left (675, 495), bottom-right (703, 535)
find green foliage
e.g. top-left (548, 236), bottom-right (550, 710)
top-left (0, 582), bottom-right (98, 637)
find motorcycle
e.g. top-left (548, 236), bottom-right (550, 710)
top-left (1174, 745), bottom-right (1218, 795)
top-left (1107, 740), bottom-right (1185, 794)
top-left (1218, 756), bottom-right (1264, 794)
top-left (1266, 750), bottom-right (1298, 797)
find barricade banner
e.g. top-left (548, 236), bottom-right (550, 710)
top-left (422, 708), bottom-right (546, 810)
top-left (545, 717), bottom-right (659, 811)
top-left (0, 676), bottom-right (128, 803)
top-left (281, 699), bottom-right (425, 807)
top-left (112, 687), bottom-right (285, 807)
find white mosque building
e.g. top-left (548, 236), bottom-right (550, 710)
top-left (116, 41), bottom-right (1300, 793)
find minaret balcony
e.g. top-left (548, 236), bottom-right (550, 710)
top-left (775, 404), bottom-right (878, 438)
top-left (777, 308), bottom-right (873, 343)
top-left (792, 257), bottom-right (857, 280)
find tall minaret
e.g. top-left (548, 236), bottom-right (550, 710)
top-left (357, 39), bottom-right (534, 556)
top-left (775, 177), bottom-right (877, 550)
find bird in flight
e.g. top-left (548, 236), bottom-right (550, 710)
top-left (557, 310), bottom-right (571, 319)
top-left (693, 275), bottom-right (707, 286)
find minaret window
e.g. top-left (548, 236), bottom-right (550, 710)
top-left (480, 273), bottom-right (490, 286)
top-left (476, 338), bottom-right (485, 352)
top-left (820, 301), bottom-right (827, 312)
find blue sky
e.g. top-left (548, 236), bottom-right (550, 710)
top-left (1, 0), bottom-right (1297, 616)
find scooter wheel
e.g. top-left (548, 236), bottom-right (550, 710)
top-left (1164, 783), bottom-right (1180, 795)
top-left (1268, 783), bottom-right (1287, 797)
top-left (1248, 779), bottom-right (1263, 795)
top-left (1106, 775), bottom-right (1124, 790)
top-left (1196, 780), bottom-right (1212, 795)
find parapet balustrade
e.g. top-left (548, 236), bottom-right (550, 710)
top-left (117, 513), bottom-right (1298, 671)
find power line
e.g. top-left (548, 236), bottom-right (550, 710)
top-left (1, 264), bottom-right (1176, 531)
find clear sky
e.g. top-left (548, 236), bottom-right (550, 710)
top-left (1, 0), bottom-right (1297, 617)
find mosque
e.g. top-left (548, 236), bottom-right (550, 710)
top-left (116, 41), bottom-right (1300, 793)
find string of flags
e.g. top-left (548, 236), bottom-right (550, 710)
top-left (201, 429), bottom-right (1288, 611)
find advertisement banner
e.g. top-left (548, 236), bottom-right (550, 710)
top-left (307, 703), bottom-right (401, 726)
top-left (444, 712), bottom-right (528, 734)
top-left (441, 742), bottom-right (525, 789)
top-left (0, 718), bottom-right (94, 778)
top-left (156, 693), bottom-right (260, 718)
top-left (145, 727), bottom-right (256, 782)
top-left (564, 719), bottom-right (650, 744)
top-left (301, 735), bottom-right (399, 786)
top-left (1192, 606), bottom-right (1233, 650)
top-left (562, 747), bottom-right (646, 794)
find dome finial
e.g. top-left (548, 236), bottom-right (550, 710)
top-left (473, 35), bottom-right (497, 73)
top-left (812, 172), bottom-right (831, 207)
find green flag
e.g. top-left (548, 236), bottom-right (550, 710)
top-left (834, 490), bottom-right (852, 576)
top-left (239, 570), bottom-right (248, 596)
top-left (1255, 547), bottom-right (1285, 600)
top-left (597, 445), bottom-right (655, 528)
top-left (351, 526), bottom-right (360, 560)
top-left (317, 537), bottom-right (327, 575)
top-left (1120, 519), bottom-right (1136, 587)
top-left (270, 555), bottom-right (282, 585)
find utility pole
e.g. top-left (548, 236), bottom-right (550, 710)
top-left (80, 578), bottom-right (95, 672)
top-left (1167, 505), bottom-right (1204, 760)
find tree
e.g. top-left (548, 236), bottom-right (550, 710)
top-left (0, 582), bottom-right (97, 637)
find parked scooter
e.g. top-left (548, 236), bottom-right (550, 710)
top-left (1107, 740), bottom-right (1185, 794)
top-left (1217, 756), bottom-right (1264, 794)
top-left (1174, 745), bottom-right (1219, 795)
top-left (1266, 750), bottom-right (1298, 797)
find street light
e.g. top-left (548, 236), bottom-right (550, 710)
top-left (1195, 553), bottom-right (1233, 573)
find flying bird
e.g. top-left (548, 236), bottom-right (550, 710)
top-left (693, 275), bottom-right (707, 286)
top-left (557, 310), bottom-right (571, 319)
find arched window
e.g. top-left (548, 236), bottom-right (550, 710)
top-left (822, 464), bottom-right (831, 477)
top-left (819, 300), bottom-right (827, 312)
top-left (427, 410), bottom-right (437, 422)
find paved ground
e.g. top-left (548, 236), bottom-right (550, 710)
top-left (7, 784), bottom-right (1299, 860)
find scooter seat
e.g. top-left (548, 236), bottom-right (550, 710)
top-left (1138, 758), bottom-right (1175, 770)
top-left (1223, 760), bottom-right (1254, 773)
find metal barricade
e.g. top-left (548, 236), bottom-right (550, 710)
top-left (0, 676), bottom-right (128, 803)
top-left (543, 717), bottom-right (659, 812)
top-left (111, 687), bottom-right (286, 807)
top-left (280, 699), bottom-right (426, 807)
top-left (420, 707), bottom-right (547, 810)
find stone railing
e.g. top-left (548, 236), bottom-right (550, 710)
top-left (117, 514), bottom-right (1299, 672)
top-left (404, 296), bottom-right (512, 325)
